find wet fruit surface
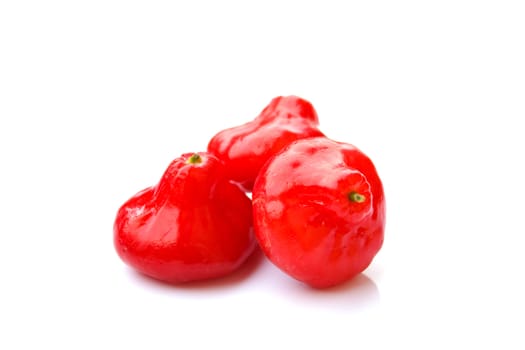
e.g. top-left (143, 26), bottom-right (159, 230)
top-left (252, 137), bottom-right (385, 288)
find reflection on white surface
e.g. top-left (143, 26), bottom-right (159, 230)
top-left (118, 246), bottom-right (384, 347)
top-left (126, 246), bottom-right (380, 313)
top-left (275, 272), bottom-right (380, 313)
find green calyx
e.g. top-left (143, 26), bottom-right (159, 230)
top-left (348, 191), bottom-right (366, 203)
top-left (186, 153), bottom-right (202, 165)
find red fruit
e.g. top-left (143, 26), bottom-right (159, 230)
top-left (252, 137), bottom-right (385, 288)
top-left (114, 152), bottom-right (256, 283)
top-left (207, 95), bottom-right (324, 192)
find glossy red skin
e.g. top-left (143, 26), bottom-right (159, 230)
top-left (114, 152), bottom-right (256, 283)
top-left (207, 96), bottom-right (325, 192)
top-left (252, 137), bottom-right (385, 288)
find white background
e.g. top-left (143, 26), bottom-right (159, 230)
top-left (1, 1), bottom-right (524, 348)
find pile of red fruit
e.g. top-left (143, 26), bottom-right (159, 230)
top-left (113, 96), bottom-right (385, 289)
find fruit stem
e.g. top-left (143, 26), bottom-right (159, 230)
top-left (186, 153), bottom-right (202, 165)
top-left (348, 191), bottom-right (366, 203)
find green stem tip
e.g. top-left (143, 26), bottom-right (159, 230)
top-left (186, 153), bottom-right (202, 165)
top-left (348, 191), bottom-right (366, 203)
